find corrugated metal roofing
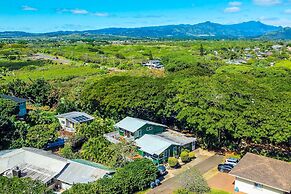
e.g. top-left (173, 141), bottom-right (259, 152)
top-left (72, 159), bottom-right (114, 172)
top-left (157, 130), bottom-right (196, 146)
top-left (0, 94), bottom-right (27, 103)
top-left (0, 148), bottom-right (68, 183)
top-left (135, 134), bottom-right (178, 155)
top-left (56, 112), bottom-right (94, 124)
top-left (57, 160), bottom-right (109, 185)
top-left (0, 148), bottom-right (111, 185)
top-left (115, 116), bottom-right (167, 133)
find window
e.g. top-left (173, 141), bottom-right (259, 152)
top-left (146, 126), bottom-right (153, 131)
top-left (254, 183), bottom-right (263, 189)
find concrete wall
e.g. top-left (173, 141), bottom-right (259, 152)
top-left (234, 177), bottom-right (284, 194)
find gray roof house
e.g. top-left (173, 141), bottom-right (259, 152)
top-left (230, 153), bottom-right (291, 194)
top-left (56, 111), bottom-right (94, 133)
top-left (0, 148), bottom-right (110, 191)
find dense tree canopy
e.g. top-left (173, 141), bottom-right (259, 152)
top-left (0, 98), bottom-right (18, 149)
top-left (0, 176), bottom-right (52, 194)
top-left (64, 158), bottom-right (157, 194)
top-left (81, 65), bottom-right (291, 160)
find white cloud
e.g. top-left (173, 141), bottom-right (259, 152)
top-left (259, 16), bottom-right (291, 26)
top-left (229, 1), bottom-right (242, 6)
top-left (22, 5), bottom-right (38, 11)
top-left (253, 0), bottom-right (281, 6)
top-left (224, 7), bottom-right (241, 13)
top-left (70, 9), bottom-right (89, 15)
top-left (93, 12), bottom-right (109, 17)
top-left (58, 9), bottom-right (109, 17)
top-left (285, 9), bottom-right (291, 14)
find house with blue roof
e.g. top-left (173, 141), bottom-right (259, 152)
top-left (0, 94), bottom-right (27, 117)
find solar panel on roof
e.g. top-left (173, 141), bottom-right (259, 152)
top-left (72, 115), bottom-right (90, 122)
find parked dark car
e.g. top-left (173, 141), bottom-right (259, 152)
top-left (217, 164), bottom-right (233, 173)
top-left (157, 165), bottom-right (167, 176)
top-left (45, 138), bottom-right (65, 150)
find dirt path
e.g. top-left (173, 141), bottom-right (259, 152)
top-left (29, 53), bottom-right (71, 64)
top-left (148, 154), bottom-right (223, 194)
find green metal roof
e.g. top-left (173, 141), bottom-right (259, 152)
top-left (72, 159), bottom-right (115, 172)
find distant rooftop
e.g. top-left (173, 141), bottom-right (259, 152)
top-left (56, 111), bottom-right (94, 124)
top-left (0, 94), bottom-right (27, 103)
top-left (230, 153), bottom-right (291, 193)
top-left (115, 116), bottom-right (167, 133)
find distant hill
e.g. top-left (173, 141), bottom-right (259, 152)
top-left (88, 21), bottom-right (281, 39)
top-left (262, 27), bottom-right (291, 40)
top-left (0, 21), bottom-right (285, 39)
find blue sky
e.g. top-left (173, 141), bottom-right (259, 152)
top-left (0, 0), bottom-right (290, 32)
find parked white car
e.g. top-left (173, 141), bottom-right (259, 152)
top-left (225, 158), bottom-right (239, 166)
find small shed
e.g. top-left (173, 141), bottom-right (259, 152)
top-left (56, 112), bottom-right (94, 133)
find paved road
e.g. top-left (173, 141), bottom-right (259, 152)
top-left (148, 154), bottom-right (223, 194)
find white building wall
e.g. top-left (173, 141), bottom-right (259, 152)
top-left (58, 118), bottom-right (67, 129)
top-left (234, 177), bottom-right (284, 194)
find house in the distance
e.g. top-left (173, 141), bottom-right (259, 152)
top-left (56, 111), bottom-right (94, 133)
top-left (0, 147), bottom-right (112, 191)
top-left (230, 153), bottom-right (291, 194)
top-left (0, 94), bottom-right (27, 117)
top-left (142, 60), bottom-right (164, 69)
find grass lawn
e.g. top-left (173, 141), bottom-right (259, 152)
top-left (135, 189), bottom-right (150, 194)
top-left (276, 60), bottom-right (291, 69)
top-left (4, 63), bottom-right (107, 82)
top-left (209, 188), bottom-right (231, 194)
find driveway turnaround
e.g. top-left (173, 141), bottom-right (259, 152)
top-left (148, 154), bottom-right (224, 194)
top-left (208, 172), bottom-right (246, 194)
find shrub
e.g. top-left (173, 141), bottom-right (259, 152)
top-left (180, 151), bottom-right (190, 163)
top-left (173, 189), bottom-right (191, 194)
top-left (59, 144), bottom-right (75, 159)
top-left (168, 157), bottom-right (178, 168)
top-left (188, 151), bottom-right (196, 159)
top-left (179, 168), bottom-right (210, 194)
top-left (0, 176), bottom-right (52, 194)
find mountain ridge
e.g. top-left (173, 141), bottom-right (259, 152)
top-left (0, 21), bottom-right (289, 39)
